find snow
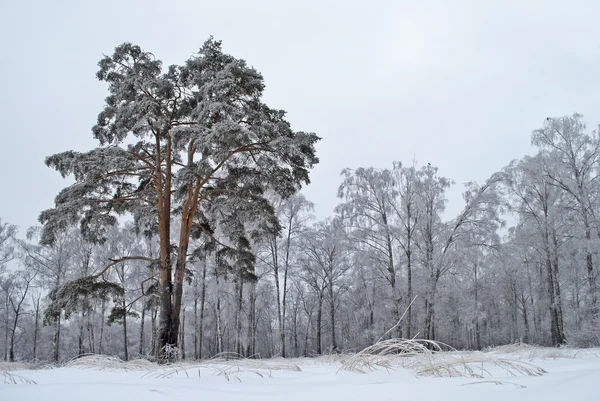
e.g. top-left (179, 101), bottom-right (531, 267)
top-left (2, 348), bottom-right (599, 401)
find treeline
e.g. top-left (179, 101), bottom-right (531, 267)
top-left (1, 113), bottom-right (599, 362)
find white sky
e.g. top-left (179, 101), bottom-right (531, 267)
top-left (1, 0), bottom-right (600, 232)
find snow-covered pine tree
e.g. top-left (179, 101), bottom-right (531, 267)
top-left (40, 38), bottom-right (319, 362)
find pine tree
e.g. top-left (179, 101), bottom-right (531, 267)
top-left (40, 38), bottom-right (319, 361)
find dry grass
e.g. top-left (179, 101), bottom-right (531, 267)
top-left (0, 363), bottom-right (37, 385)
top-left (339, 338), bottom-right (451, 373)
top-left (149, 357), bottom-right (302, 382)
top-left (64, 354), bottom-right (155, 371)
top-left (461, 380), bottom-right (527, 389)
top-left (1, 370), bottom-right (37, 385)
top-left (416, 355), bottom-right (546, 378)
top-left (339, 338), bottom-right (547, 379)
top-left (483, 342), bottom-right (600, 361)
top-left (0, 361), bottom-right (34, 372)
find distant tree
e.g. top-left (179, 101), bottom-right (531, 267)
top-left (21, 227), bottom-right (75, 362)
top-left (6, 268), bottom-right (36, 361)
top-left (40, 39), bottom-right (319, 361)
top-left (391, 162), bottom-right (420, 337)
top-left (299, 219), bottom-right (350, 352)
top-left (337, 167), bottom-right (401, 337)
top-left (531, 114), bottom-right (600, 316)
top-left (0, 218), bottom-right (17, 267)
top-left (504, 154), bottom-right (568, 345)
top-left (260, 193), bottom-right (313, 357)
top-left (416, 164), bottom-right (503, 341)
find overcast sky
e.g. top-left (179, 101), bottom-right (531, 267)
top-left (1, 0), bottom-right (600, 233)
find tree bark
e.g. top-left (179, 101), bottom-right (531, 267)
top-left (198, 255), bottom-right (207, 359)
top-left (139, 306), bottom-right (146, 357)
top-left (32, 296), bottom-right (40, 361)
top-left (122, 296), bottom-right (129, 361)
top-left (53, 315), bottom-right (61, 363)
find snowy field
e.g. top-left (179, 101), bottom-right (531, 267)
top-left (2, 345), bottom-right (599, 401)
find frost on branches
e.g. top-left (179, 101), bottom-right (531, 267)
top-left (39, 38), bottom-right (319, 362)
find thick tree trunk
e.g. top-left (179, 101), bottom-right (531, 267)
top-left (170, 142), bottom-right (203, 354)
top-left (156, 135), bottom-right (174, 362)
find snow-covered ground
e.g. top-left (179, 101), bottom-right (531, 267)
top-left (2, 346), bottom-right (599, 401)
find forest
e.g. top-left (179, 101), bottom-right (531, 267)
top-left (1, 39), bottom-right (599, 364)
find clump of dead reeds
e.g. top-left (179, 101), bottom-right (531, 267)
top-left (339, 338), bottom-right (547, 378)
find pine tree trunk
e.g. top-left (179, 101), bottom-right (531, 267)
top-left (156, 137), bottom-right (174, 361)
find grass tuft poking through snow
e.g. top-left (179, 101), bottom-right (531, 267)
top-left (2, 346), bottom-right (599, 400)
top-left (65, 354), bottom-right (156, 371)
top-left (149, 356), bottom-right (302, 382)
top-left (340, 338), bottom-right (547, 378)
top-left (0, 362), bottom-right (37, 385)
